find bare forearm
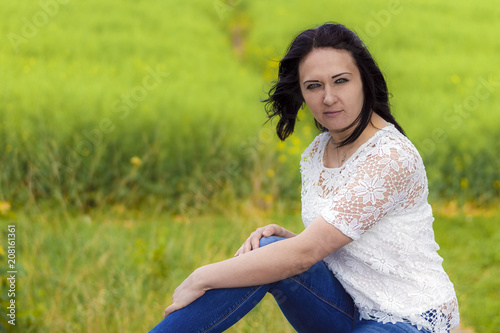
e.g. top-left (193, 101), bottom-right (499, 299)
top-left (195, 237), bottom-right (309, 291)
top-left (282, 228), bottom-right (297, 238)
top-left (194, 217), bottom-right (351, 291)
top-left (164, 217), bottom-right (351, 317)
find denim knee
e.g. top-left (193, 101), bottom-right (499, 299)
top-left (259, 236), bottom-right (286, 247)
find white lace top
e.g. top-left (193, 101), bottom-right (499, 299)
top-left (300, 124), bottom-right (459, 332)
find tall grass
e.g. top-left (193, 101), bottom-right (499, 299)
top-left (0, 0), bottom-right (499, 212)
top-left (1, 207), bottom-right (499, 332)
top-left (433, 208), bottom-right (500, 332)
top-left (0, 208), bottom-right (299, 332)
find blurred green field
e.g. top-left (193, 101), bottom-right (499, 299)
top-left (0, 0), bottom-right (499, 211)
top-left (1, 0), bottom-right (500, 332)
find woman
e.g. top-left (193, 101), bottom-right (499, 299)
top-left (149, 23), bottom-right (459, 333)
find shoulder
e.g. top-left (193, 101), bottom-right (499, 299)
top-left (300, 132), bottom-right (329, 175)
top-left (357, 125), bottom-right (425, 177)
top-left (301, 132), bottom-right (329, 160)
top-left (371, 125), bottom-right (421, 160)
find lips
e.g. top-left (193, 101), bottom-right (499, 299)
top-left (323, 110), bottom-right (343, 116)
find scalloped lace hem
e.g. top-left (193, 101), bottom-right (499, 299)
top-left (359, 308), bottom-right (460, 333)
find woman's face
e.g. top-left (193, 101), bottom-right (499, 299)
top-left (298, 47), bottom-right (364, 138)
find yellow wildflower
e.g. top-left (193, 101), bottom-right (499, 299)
top-left (264, 194), bottom-right (273, 205)
top-left (130, 156), bottom-right (142, 167)
top-left (303, 125), bottom-right (312, 135)
top-left (266, 169), bottom-right (275, 178)
top-left (0, 201), bottom-right (11, 215)
top-left (460, 177), bottom-right (468, 189)
top-left (451, 75), bottom-right (461, 84)
top-left (291, 136), bottom-right (302, 147)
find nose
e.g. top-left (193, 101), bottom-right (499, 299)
top-left (323, 85), bottom-right (337, 105)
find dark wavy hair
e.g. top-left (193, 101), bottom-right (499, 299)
top-left (263, 23), bottom-right (405, 146)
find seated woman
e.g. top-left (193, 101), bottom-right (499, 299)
top-left (149, 23), bottom-right (459, 333)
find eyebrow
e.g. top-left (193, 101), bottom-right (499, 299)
top-left (302, 72), bottom-right (352, 85)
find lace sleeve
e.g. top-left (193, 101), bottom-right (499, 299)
top-left (320, 141), bottom-right (426, 240)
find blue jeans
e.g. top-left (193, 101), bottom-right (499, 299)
top-left (149, 236), bottom-right (428, 333)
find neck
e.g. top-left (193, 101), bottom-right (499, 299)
top-left (329, 131), bottom-right (351, 147)
top-left (329, 113), bottom-right (388, 147)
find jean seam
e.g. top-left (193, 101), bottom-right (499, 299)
top-left (288, 276), bottom-right (354, 320)
top-left (201, 285), bottom-right (264, 333)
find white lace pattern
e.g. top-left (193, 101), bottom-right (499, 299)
top-left (300, 124), bottom-right (459, 332)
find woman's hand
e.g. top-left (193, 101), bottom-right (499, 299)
top-left (234, 224), bottom-right (295, 257)
top-left (164, 269), bottom-right (207, 318)
top-left (163, 224), bottom-right (296, 316)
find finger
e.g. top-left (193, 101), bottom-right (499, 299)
top-left (164, 303), bottom-right (181, 318)
top-left (262, 226), bottom-right (276, 237)
top-left (250, 234), bottom-right (261, 250)
top-left (239, 227), bottom-right (268, 256)
top-left (236, 240), bottom-right (250, 256)
top-left (242, 233), bottom-right (256, 253)
top-left (241, 240), bottom-right (253, 254)
top-left (234, 246), bottom-right (243, 257)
